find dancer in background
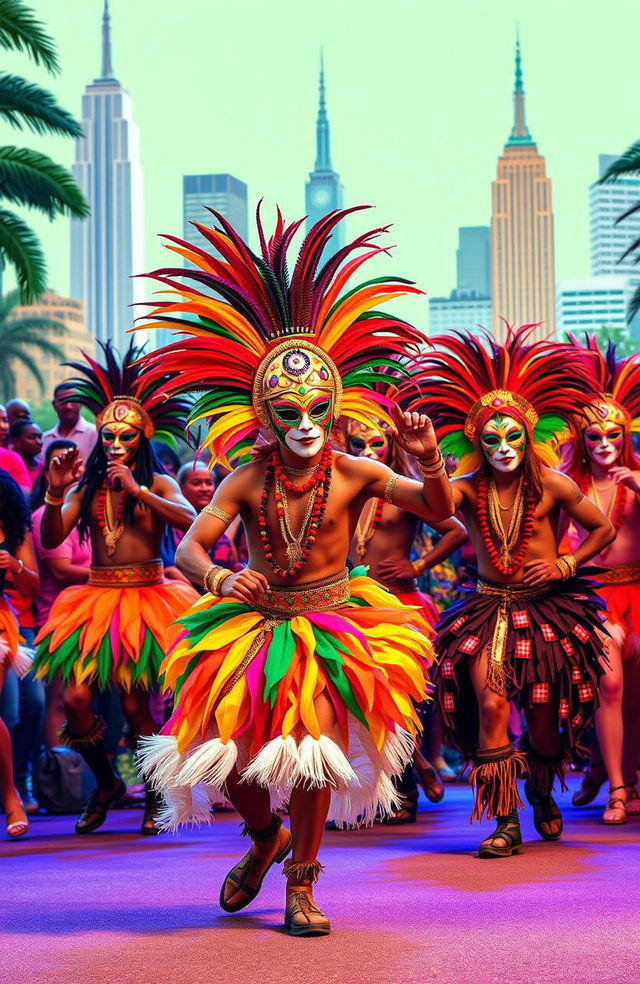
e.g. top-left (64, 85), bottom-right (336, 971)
top-left (564, 337), bottom-right (640, 824)
top-left (137, 207), bottom-right (453, 936)
top-left (410, 326), bottom-right (613, 857)
top-left (33, 342), bottom-right (198, 835)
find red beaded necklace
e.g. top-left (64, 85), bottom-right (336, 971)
top-left (259, 444), bottom-right (332, 577)
top-left (97, 482), bottom-right (125, 556)
top-left (476, 474), bottom-right (537, 575)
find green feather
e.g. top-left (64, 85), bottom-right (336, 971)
top-left (533, 413), bottom-right (567, 444)
top-left (263, 621), bottom-right (296, 708)
top-left (440, 431), bottom-right (474, 460)
top-left (312, 628), bottom-right (368, 727)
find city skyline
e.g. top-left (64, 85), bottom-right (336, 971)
top-left (3, 0), bottom-right (640, 333)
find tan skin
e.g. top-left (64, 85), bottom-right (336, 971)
top-left (175, 408), bottom-right (453, 911)
top-left (0, 530), bottom-right (39, 833)
top-left (452, 438), bottom-right (614, 839)
top-left (568, 421), bottom-right (640, 821)
top-left (40, 433), bottom-right (196, 803)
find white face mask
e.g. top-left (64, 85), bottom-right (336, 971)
top-left (480, 414), bottom-right (526, 474)
top-left (283, 411), bottom-right (325, 459)
top-left (583, 423), bottom-right (623, 469)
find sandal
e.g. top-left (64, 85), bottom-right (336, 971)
top-left (413, 755), bottom-right (445, 804)
top-left (6, 804), bottom-right (29, 839)
top-left (382, 790), bottom-right (418, 825)
top-left (432, 755), bottom-right (458, 783)
top-left (524, 779), bottom-right (563, 841)
top-left (478, 811), bottom-right (523, 858)
top-left (571, 763), bottom-right (605, 807)
top-left (285, 888), bottom-right (331, 937)
top-left (624, 784), bottom-right (640, 816)
top-left (602, 785), bottom-right (626, 825)
top-left (219, 815), bottom-right (292, 913)
top-left (75, 778), bottom-right (126, 835)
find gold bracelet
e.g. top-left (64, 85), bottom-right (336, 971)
top-left (562, 553), bottom-right (577, 578)
top-left (203, 502), bottom-right (233, 528)
top-left (411, 558), bottom-right (426, 576)
top-left (210, 567), bottom-right (233, 597)
top-left (203, 563), bottom-right (221, 593)
top-left (136, 484), bottom-right (150, 500)
top-left (418, 451), bottom-right (446, 479)
top-left (555, 557), bottom-right (571, 581)
top-left (44, 490), bottom-right (64, 507)
top-left (383, 474), bottom-right (399, 504)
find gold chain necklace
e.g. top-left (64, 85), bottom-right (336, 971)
top-left (487, 477), bottom-right (524, 569)
top-left (102, 486), bottom-right (125, 556)
top-left (590, 479), bottom-right (616, 519)
top-left (275, 475), bottom-right (320, 568)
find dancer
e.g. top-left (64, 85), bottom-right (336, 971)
top-left (137, 206), bottom-right (453, 936)
top-left (343, 413), bottom-right (467, 818)
top-left (0, 468), bottom-right (39, 837)
top-left (409, 326), bottom-right (614, 857)
top-left (33, 342), bottom-right (198, 835)
top-left (565, 337), bottom-right (640, 823)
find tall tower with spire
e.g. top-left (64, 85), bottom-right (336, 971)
top-left (305, 51), bottom-right (344, 252)
top-left (491, 38), bottom-right (555, 341)
top-left (70, 1), bottom-right (145, 350)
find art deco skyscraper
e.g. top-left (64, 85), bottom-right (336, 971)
top-left (70, 1), bottom-right (145, 349)
top-left (491, 40), bottom-right (555, 341)
top-left (305, 51), bottom-right (344, 252)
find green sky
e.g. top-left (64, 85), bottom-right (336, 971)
top-left (6, 0), bottom-right (640, 330)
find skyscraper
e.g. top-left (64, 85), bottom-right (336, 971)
top-left (305, 51), bottom-right (344, 251)
top-left (70, 1), bottom-right (145, 350)
top-left (456, 227), bottom-right (491, 296)
top-left (183, 174), bottom-right (248, 252)
top-left (491, 39), bottom-right (555, 340)
top-left (590, 154), bottom-right (640, 284)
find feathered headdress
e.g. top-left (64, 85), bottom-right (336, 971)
top-left (64, 340), bottom-right (190, 443)
top-left (405, 325), bottom-right (599, 471)
top-left (134, 205), bottom-right (425, 467)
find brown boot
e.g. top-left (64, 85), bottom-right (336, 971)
top-left (283, 860), bottom-right (331, 937)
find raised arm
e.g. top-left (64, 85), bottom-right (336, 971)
top-left (411, 517), bottom-right (468, 576)
top-left (175, 467), bottom-right (268, 604)
top-left (361, 409), bottom-right (454, 524)
top-left (41, 447), bottom-right (84, 550)
top-left (106, 463), bottom-right (196, 533)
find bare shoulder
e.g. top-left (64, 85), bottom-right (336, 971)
top-left (333, 449), bottom-right (389, 484)
top-left (151, 472), bottom-right (180, 495)
top-left (543, 468), bottom-right (583, 502)
top-left (216, 460), bottom-right (265, 498)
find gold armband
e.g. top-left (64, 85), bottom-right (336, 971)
top-left (44, 490), bottom-right (64, 507)
top-left (383, 474), bottom-right (399, 504)
top-left (203, 502), bottom-right (233, 527)
top-left (418, 451), bottom-right (446, 479)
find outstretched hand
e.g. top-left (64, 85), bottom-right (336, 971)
top-left (48, 447), bottom-right (83, 496)
top-left (390, 405), bottom-right (438, 460)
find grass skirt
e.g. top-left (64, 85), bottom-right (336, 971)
top-left (0, 596), bottom-right (32, 678)
top-left (138, 568), bottom-right (434, 829)
top-left (33, 579), bottom-right (198, 691)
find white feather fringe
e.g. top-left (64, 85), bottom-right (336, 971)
top-left (136, 734), bottom-right (182, 789)
top-left (155, 784), bottom-right (213, 833)
top-left (0, 643), bottom-right (33, 679)
top-left (241, 735), bottom-right (301, 789)
top-left (176, 737), bottom-right (238, 788)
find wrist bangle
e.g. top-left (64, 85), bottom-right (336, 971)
top-left (411, 558), bottom-right (426, 576)
top-left (210, 567), bottom-right (233, 597)
top-left (45, 490), bottom-right (64, 507)
top-left (13, 558), bottom-right (24, 575)
top-left (136, 484), bottom-right (149, 500)
top-left (555, 554), bottom-right (577, 581)
top-left (418, 451), bottom-right (446, 479)
top-left (203, 563), bottom-right (221, 593)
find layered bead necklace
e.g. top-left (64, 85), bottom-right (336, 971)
top-left (259, 444), bottom-right (332, 577)
top-left (477, 474), bottom-right (536, 575)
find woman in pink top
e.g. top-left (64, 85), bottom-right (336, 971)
top-left (31, 440), bottom-right (90, 746)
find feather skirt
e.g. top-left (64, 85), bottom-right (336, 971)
top-left (138, 570), bottom-right (434, 829)
top-left (0, 596), bottom-right (32, 678)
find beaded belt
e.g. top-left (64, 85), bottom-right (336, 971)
top-left (477, 579), bottom-right (550, 601)
top-left (255, 570), bottom-right (350, 618)
top-left (597, 563), bottom-right (640, 587)
top-left (88, 560), bottom-right (164, 587)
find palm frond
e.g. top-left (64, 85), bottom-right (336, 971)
top-left (0, 73), bottom-right (82, 137)
top-left (618, 234), bottom-right (640, 264)
top-left (614, 200), bottom-right (640, 226)
top-left (0, 207), bottom-right (46, 300)
top-left (628, 283), bottom-right (640, 326)
top-left (5, 345), bottom-right (45, 393)
top-left (0, 0), bottom-right (59, 73)
top-left (0, 146), bottom-right (89, 219)
top-left (598, 140), bottom-right (640, 183)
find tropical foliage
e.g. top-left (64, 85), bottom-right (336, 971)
top-left (599, 141), bottom-right (640, 324)
top-left (0, 0), bottom-right (88, 301)
top-left (0, 288), bottom-right (66, 400)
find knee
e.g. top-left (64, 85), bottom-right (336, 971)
top-left (479, 693), bottom-right (509, 733)
top-left (64, 684), bottom-right (93, 716)
top-left (599, 672), bottom-right (623, 704)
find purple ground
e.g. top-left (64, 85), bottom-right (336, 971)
top-left (1, 775), bottom-right (639, 984)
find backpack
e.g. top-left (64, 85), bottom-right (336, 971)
top-left (33, 746), bottom-right (96, 814)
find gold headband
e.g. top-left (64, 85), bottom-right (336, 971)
top-left (252, 337), bottom-right (343, 429)
top-left (581, 396), bottom-right (629, 429)
top-left (464, 389), bottom-right (539, 440)
top-left (96, 397), bottom-right (155, 439)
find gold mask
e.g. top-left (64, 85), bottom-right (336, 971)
top-left (346, 418), bottom-right (389, 461)
top-left (253, 339), bottom-right (343, 429)
top-left (96, 398), bottom-right (155, 439)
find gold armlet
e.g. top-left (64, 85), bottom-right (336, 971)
top-left (418, 451), bottom-right (446, 479)
top-left (383, 474), bottom-right (399, 504)
top-left (203, 502), bottom-right (233, 528)
top-left (44, 490), bottom-right (64, 507)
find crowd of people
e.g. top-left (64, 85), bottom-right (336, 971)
top-left (2, 205), bottom-right (640, 939)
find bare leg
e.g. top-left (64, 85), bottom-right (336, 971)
top-left (0, 664), bottom-right (28, 835)
top-left (523, 695), bottom-right (566, 839)
top-left (469, 649), bottom-right (511, 749)
top-left (120, 687), bottom-right (157, 741)
top-left (44, 674), bottom-right (66, 748)
top-left (595, 635), bottom-right (627, 821)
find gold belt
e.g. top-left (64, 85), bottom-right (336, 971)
top-left (88, 560), bottom-right (164, 587)
top-left (477, 579), bottom-right (547, 695)
top-left (255, 570), bottom-right (350, 617)
top-left (598, 563), bottom-right (640, 587)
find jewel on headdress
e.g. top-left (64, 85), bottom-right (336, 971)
top-left (283, 350), bottom-right (311, 376)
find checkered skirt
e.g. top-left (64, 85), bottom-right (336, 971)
top-left (434, 574), bottom-right (607, 756)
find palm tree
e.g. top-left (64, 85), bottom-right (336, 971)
top-left (0, 0), bottom-right (88, 301)
top-left (0, 288), bottom-right (66, 400)
top-left (599, 141), bottom-right (640, 324)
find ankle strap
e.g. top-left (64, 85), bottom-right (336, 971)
top-left (283, 859), bottom-right (325, 884)
top-left (240, 811), bottom-right (282, 842)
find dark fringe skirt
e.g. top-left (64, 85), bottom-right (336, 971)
top-left (434, 574), bottom-right (607, 757)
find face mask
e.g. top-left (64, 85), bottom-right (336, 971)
top-left (480, 414), bottom-right (526, 473)
top-left (346, 421), bottom-right (389, 462)
top-left (101, 423), bottom-right (142, 465)
top-left (267, 391), bottom-right (333, 459)
top-left (583, 423), bottom-right (623, 468)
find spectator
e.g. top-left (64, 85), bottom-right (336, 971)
top-left (0, 404), bottom-right (8, 447)
top-left (10, 420), bottom-right (44, 490)
top-left (42, 383), bottom-right (97, 463)
top-left (151, 439), bottom-right (181, 479)
top-left (31, 440), bottom-right (90, 749)
top-left (172, 460), bottom-right (244, 578)
top-left (0, 442), bottom-right (30, 493)
top-left (5, 399), bottom-right (31, 430)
